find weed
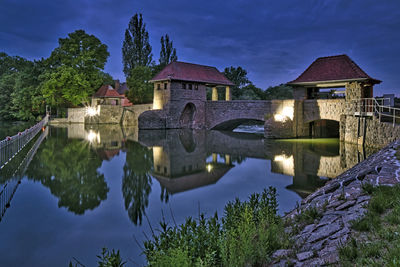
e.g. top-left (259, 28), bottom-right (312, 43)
top-left (143, 187), bottom-right (289, 267)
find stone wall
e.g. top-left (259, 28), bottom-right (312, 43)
top-left (67, 107), bottom-right (86, 123)
top-left (122, 104), bottom-right (153, 127)
top-left (342, 115), bottom-right (400, 148)
top-left (272, 140), bottom-right (400, 266)
top-left (303, 99), bottom-right (346, 123)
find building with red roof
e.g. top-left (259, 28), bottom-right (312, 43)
top-left (288, 55), bottom-right (381, 100)
top-left (92, 84), bottom-right (132, 107)
top-left (150, 61), bottom-right (234, 110)
top-left (151, 61), bottom-right (234, 86)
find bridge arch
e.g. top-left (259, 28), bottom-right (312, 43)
top-left (211, 118), bottom-right (265, 131)
top-left (179, 103), bottom-right (197, 129)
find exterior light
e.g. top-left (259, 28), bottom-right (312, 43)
top-left (86, 130), bottom-right (99, 143)
top-left (206, 164), bottom-right (213, 172)
top-left (86, 106), bottom-right (99, 117)
top-left (274, 106), bottom-right (294, 122)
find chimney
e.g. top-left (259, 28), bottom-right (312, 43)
top-left (114, 79), bottom-right (120, 90)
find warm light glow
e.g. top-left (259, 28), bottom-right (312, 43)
top-left (282, 106), bottom-right (294, 120)
top-left (274, 106), bottom-right (294, 122)
top-left (86, 106), bottom-right (99, 117)
top-left (86, 130), bottom-right (100, 143)
top-left (206, 164), bottom-right (213, 173)
top-left (274, 114), bottom-right (286, 122)
top-left (273, 154), bottom-right (294, 176)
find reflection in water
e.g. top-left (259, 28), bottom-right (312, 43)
top-left (122, 141), bottom-right (153, 225)
top-left (24, 124), bottom-right (376, 222)
top-left (0, 123), bottom-right (381, 266)
top-left (26, 127), bottom-right (109, 215)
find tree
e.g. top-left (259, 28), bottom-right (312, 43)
top-left (26, 128), bottom-right (109, 215)
top-left (122, 13), bottom-right (153, 77)
top-left (11, 60), bottom-right (46, 120)
top-left (223, 66), bottom-right (251, 99)
top-left (0, 53), bottom-right (36, 120)
top-left (241, 84), bottom-right (266, 100)
top-left (41, 30), bottom-right (109, 110)
top-left (264, 84), bottom-right (293, 100)
top-left (159, 34), bottom-right (177, 67)
top-left (122, 141), bottom-right (153, 225)
top-left (126, 66), bottom-right (153, 104)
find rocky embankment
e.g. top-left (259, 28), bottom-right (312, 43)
top-left (272, 140), bottom-right (400, 266)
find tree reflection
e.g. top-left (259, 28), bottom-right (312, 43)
top-left (26, 128), bottom-right (108, 214)
top-left (122, 141), bottom-right (153, 225)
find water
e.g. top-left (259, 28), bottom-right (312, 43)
top-left (0, 121), bottom-right (34, 140)
top-left (0, 124), bottom-right (375, 266)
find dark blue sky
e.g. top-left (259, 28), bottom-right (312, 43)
top-left (1, 0), bottom-right (399, 95)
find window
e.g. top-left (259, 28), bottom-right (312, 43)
top-left (164, 83), bottom-right (167, 90)
top-left (188, 84), bottom-right (192, 90)
top-left (164, 167), bottom-right (167, 174)
top-left (157, 83), bottom-right (161, 90)
top-left (195, 84), bottom-right (199, 90)
top-left (157, 165), bottom-right (161, 172)
top-left (182, 83), bottom-right (186, 89)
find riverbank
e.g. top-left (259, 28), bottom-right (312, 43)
top-left (272, 139), bottom-right (400, 265)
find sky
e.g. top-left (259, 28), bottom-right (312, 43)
top-left (1, 0), bottom-right (400, 96)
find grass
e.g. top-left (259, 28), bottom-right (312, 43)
top-left (143, 187), bottom-right (291, 267)
top-left (339, 184), bottom-right (400, 266)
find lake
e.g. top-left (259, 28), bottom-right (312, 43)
top-left (0, 124), bottom-right (375, 266)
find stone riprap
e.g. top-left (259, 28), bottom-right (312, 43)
top-left (271, 140), bottom-right (400, 266)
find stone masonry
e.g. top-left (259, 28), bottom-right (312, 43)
top-left (271, 140), bottom-right (400, 266)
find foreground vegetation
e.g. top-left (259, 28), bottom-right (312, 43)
top-left (339, 184), bottom-right (400, 266)
top-left (143, 187), bottom-right (290, 266)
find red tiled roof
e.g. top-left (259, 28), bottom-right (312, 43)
top-left (151, 61), bottom-right (234, 86)
top-left (288, 55), bottom-right (381, 85)
top-left (121, 96), bottom-right (133, 106)
top-left (93, 85), bottom-right (124, 98)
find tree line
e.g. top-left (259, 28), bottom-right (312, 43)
top-left (0, 12), bottom-right (292, 121)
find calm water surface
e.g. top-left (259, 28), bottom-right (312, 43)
top-left (0, 124), bottom-right (374, 266)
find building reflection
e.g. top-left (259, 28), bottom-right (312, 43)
top-left (42, 124), bottom-right (377, 224)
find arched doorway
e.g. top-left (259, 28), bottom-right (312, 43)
top-left (179, 103), bottom-right (196, 129)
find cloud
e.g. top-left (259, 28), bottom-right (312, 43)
top-left (0, 0), bottom-right (399, 94)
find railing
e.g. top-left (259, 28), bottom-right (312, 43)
top-left (0, 126), bottom-right (49, 222)
top-left (350, 98), bottom-right (400, 126)
top-left (0, 115), bottom-right (49, 170)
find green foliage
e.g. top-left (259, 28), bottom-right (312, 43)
top-left (264, 84), bottom-right (293, 100)
top-left (340, 185), bottom-right (400, 265)
top-left (97, 248), bottom-right (126, 267)
top-left (223, 66), bottom-right (250, 99)
top-left (41, 29), bottom-right (109, 109)
top-left (159, 34), bottom-right (177, 68)
top-left (122, 141), bottom-right (154, 225)
top-left (11, 60), bottom-right (46, 120)
top-left (122, 13), bottom-right (153, 77)
top-left (26, 127), bottom-right (109, 214)
top-left (0, 52), bottom-right (44, 120)
top-left (143, 187), bottom-right (290, 266)
top-left (126, 66), bottom-right (153, 104)
top-left (293, 206), bottom-right (322, 225)
top-left (100, 72), bottom-right (114, 86)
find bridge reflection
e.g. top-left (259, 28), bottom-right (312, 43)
top-left (22, 124), bottom-right (375, 225)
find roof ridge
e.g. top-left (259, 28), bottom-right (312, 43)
top-left (174, 61), bottom-right (219, 69)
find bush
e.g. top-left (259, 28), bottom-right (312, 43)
top-left (143, 187), bottom-right (289, 266)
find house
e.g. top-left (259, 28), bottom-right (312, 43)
top-left (91, 81), bottom-right (133, 107)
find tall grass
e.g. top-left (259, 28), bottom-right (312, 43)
top-left (143, 187), bottom-right (290, 267)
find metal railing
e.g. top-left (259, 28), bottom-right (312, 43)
top-left (0, 126), bottom-right (49, 222)
top-left (0, 115), bottom-right (49, 170)
top-left (350, 98), bottom-right (400, 126)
